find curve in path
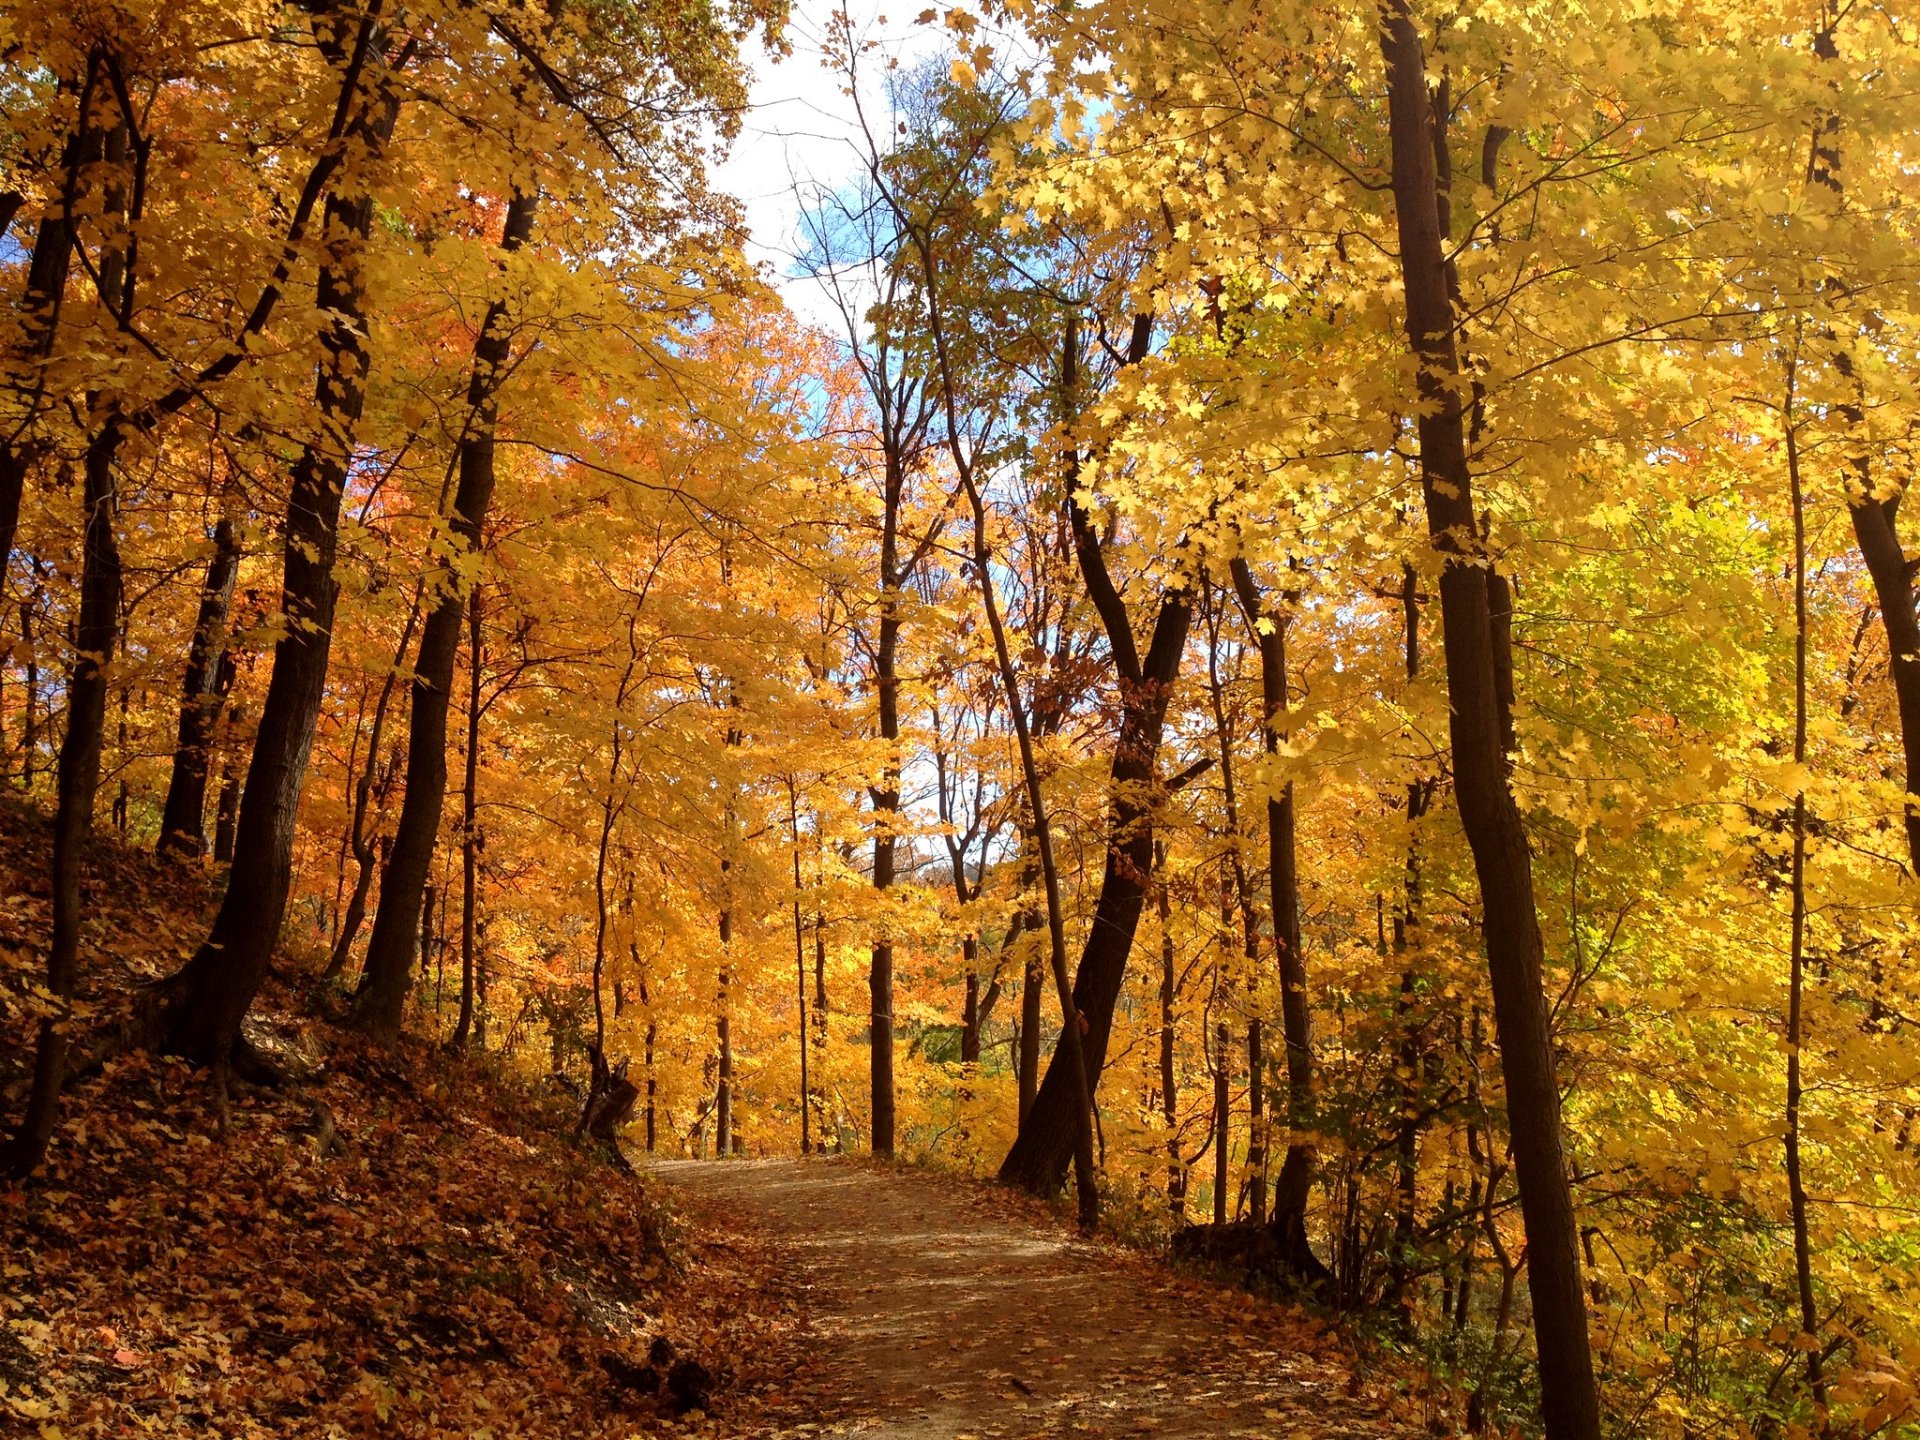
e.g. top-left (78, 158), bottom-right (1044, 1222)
top-left (651, 1157), bottom-right (1413, 1439)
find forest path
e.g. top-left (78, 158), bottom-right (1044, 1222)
top-left (650, 1157), bottom-right (1413, 1439)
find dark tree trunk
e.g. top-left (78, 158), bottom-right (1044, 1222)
top-left (4, 89), bottom-right (137, 1176)
top-left (1228, 556), bottom-right (1317, 1263)
top-left (0, 68), bottom-right (93, 579)
top-left (1202, 592), bottom-right (1268, 1224)
top-left (159, 77), bottom-right (400, 1064)
top-left (717, 899), bottom-right (734, 1154)
top-left (157, 512), bottom-right (240, 858)
top-left (324, 598), bottom-right (422, 978)
top-left (212, 709), bottom-right (241, 863)
top-left (451, 583), bottom-right (484, 1049)
top-left (357, 186), bottom-right (537, 1036)
top-left (998, 583), bottom-right (1190, 1191)
top-left (18, 589), bottom-right (40, 788)
top-left (4, 417), bottom-right (125, 1175)
top-left (1157, 842), bottom-right (1184, 1217)
top-left (868, 457), bottom-right (903, 1156)
top-left (1805, 19), bottom-right (1920, 876)
top-left (1000, 313), bottom-right (1191, 1195)
top-left (1377, 9), bottom-right (1599, 1437)
top-left (960, 941), bottom-right (981, 1064)
top-left (1017, 919), bottom-right (1041, 1119)
top-left (355, 189), bottom-right (537, 1038)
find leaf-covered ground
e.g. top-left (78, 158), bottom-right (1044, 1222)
top-left (3, 806), bottom-right (1439, 1439)
top-left (661, 1157), bottom-right (1441, 1440)
top-left (0, 807), bottom-right (797, 1438)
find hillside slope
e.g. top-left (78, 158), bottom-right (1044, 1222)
top-left (0, 806), bottom-right (791, 1437)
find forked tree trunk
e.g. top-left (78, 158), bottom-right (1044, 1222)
top-left (998, 583), bottom-right (1190, 1191)
top-left (1377, 8), bottom-right (1599, 1437)
top-left (355, 188), bottom-right (538, 1038)
top-left (1000, 314), bottom-right (1192, 1196)
top-left (159, 73), bottom-right (401, 1065)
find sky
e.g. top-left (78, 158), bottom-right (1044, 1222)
top-left (711, 0), bottom-right (942, 329)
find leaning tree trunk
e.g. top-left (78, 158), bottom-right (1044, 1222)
top-left (999, 516), bottom-right (1191, 1192)
top-left (3, 95), bottom-right (137, 1176)
top-left (1377, 8), bottom-right (1599, 1438)
top-left (159, 79), bottom-right (400, 1066)
top-left (4, 415), bottom-right (126, 1176)
top-left (157, 509), bottom-right (240, 858)
top-left (353, 188), bottom-right (538, 1039)
top-left (0, 62), bottom-right (94, 580)
top-left (1802, 20), bottom-right (1920, 877)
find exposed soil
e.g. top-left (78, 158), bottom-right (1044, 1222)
top-left (655, 1157), bottom-right (1423, 1439)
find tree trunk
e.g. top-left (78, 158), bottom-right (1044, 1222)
top-left (1377, 9), bottom-right (1599, 1437)
top-left (0, 63), bottom-right (94, 580)
top-left (212, 709), bottom-right (241, 863)
top-left (159, 75), bottom-right (401, 1065)
top-left (1203, 590), bottom-right (1268, 1224)
top-left (4, 417), bottom-right (125, 1176)
top-left (1783, 359), bottom-right (1827, 1410)
top-left (1227, 556), bottom-right (1317, 1264)
top-left (354, 188), bottom-right (538, 1038)
top-left (1000, 311), bottom-right (1192, 1194)
top-left (1157, 842), bottom-right (1184, 1218)
top-left (157, 511), bottom-right (240, 858)
top-left (997, 582), bottom-right (1190, 1191)
top-left (868, 464), bottom-right (903, 1156)
top-left (323, 594), bottom-right (424, 977)
top-left (1804, 19), bottom-right (1920, 877)
top-left (18, 589), bottom-right (40, 789)
top-left (3, 92), bottom-right (136, 1175)
top-left (451, 583), bottom-right (484, 1049)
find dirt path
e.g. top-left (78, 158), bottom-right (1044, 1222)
top-left (651, 1158), bottom-right (1418, 1439)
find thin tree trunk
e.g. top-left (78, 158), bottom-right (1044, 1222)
top-left (1204, 589), bottom-right (1267, 1224)
top-left (1228, 555), bottom-right (1317, 1264)
top-left (451, 583), bottom-right (484, 1049)
top-left (355, 188), bottom-right (538, 1038)
top-left (790, 783), bottom-right (812, 1154)
top-left (1157, 842), bottom-right (1184, 1218)
top-left (157, 510), bottom-right (240, 858)
top-left (4, 416), bottom-right (126, 1176)
top-left (814, 902), bottom-right (830, 1148)
top-left (323, 587), bottom-right (426, 978)
top-left (1377, 9), bottom-right (1599, 1436)
top-left (1017, 846), bottom-right (1042, 1120)
top-left (869, 467), bottom-right (902, 1156)
top-left (1783, 359), bottom-right (1826, 1412)
top-left (212, 705), bottom-right (241, 863)
top-left (19, 587), bottom-right (40, 788)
